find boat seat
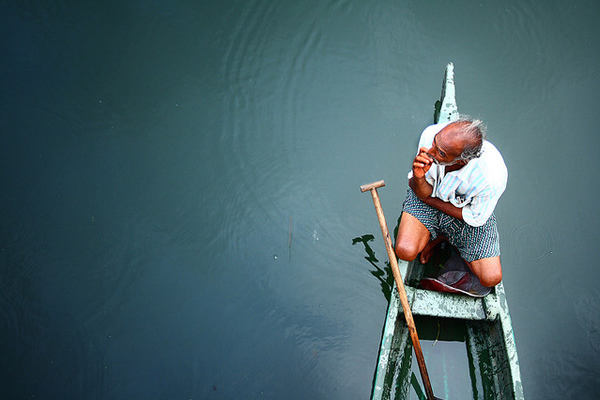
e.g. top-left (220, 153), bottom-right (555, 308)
top-left (406, 286), bottom-right (499, 321)
top-left (398, 259), bottom-right (501, 322)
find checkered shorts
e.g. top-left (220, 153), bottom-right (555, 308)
top-left (402, 188), bottom-right (500, 262)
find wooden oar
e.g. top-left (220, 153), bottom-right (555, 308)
top-left (361, 180), bottom-right (441, 400)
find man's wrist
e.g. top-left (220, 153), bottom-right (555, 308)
top-left (421, 195), bottom-right (435, 205)
top-left (409, 178), bottom-right (431, 200)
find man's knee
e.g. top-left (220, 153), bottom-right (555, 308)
top-left (469, 257), bottom-right (502, 287)
top-left (395, 212), bottom-right (430, 261)
top-left (479, 269), bottom-right (502, 287)
top-left (395, 240), bottom-right (419, 261)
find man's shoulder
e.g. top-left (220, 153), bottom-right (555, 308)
top-left (481, 141), bottom-right (506, 170)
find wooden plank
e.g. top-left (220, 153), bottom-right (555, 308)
top-left (408, 287), bottom-right (488, 320)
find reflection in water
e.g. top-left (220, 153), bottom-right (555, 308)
top-left (410, 372), bottom-right (426, 400)
top-left (352, 234), bottom-right (393, 302)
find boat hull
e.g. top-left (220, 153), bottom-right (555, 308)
top-left (372, 64), bottom-right (523, 399)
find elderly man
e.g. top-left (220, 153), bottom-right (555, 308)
top-left (394, 116), bottom-right (507, 295)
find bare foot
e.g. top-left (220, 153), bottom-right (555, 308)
top-left (419, 235), bottom-right (448, 264)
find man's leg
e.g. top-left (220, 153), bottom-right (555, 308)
top-left (395, 211), bottom-right (431, 261)
top-left (467, 256), bottom-right (502, 287)
top-left (419, 234), bottom-right (448, 264)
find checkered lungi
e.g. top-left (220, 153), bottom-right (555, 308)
top-left (402, 188), bottom-right (500, 262)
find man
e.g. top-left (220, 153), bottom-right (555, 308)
top-left (394, 116), bottom-right (507, 291)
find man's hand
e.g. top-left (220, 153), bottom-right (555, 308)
top-left (412, 147), bottom-right (434, 179)
top-left (409, 147), bottom-right (464, 221)
top-left (410, 147), bottom-right (434, 200)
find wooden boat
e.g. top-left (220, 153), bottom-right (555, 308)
top-left (371, 63), bottom-right (524, 399)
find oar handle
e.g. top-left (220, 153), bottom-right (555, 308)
top-left (361, 181), bottom-right (437, 400)
top-left (360, 180), bottom-right (385, 192)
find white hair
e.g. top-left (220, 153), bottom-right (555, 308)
top-left (454, 115), bottom-right (487, 161)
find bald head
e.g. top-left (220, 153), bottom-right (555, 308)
top-left (446, 116), bottom-right (487, 161)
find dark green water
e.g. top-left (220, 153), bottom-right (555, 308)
top-left (2, 0), bottom-right (600, 399)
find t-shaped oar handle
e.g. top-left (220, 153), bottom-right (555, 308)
top-left (360, 180), bottom-right (385, 193)
top-left (360, 180), bottom-right (439, 400)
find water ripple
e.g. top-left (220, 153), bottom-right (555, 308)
top-left (76, 213), bottom-right (159, 329)
top-left (0, 197), bottom-right (43, 267)
top-left (505, 223), bottom-right (556, 264)
top-left (493, 2), bottom-right (562, 103)
top-left (0, 248), bottom-right (109, 397)
top-left (217, 0), bottom-right (334, 257)
top-left (0, 254), bottom-right (41, 376)
top-left (574, 291), bottom-right (600, 356)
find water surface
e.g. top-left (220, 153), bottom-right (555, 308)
top-left (2, 0), bottom-right (600, 398)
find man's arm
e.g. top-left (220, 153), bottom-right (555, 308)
top-left (409, 146), bottom-right (464, 220)
top-left (408, 176), bottom-right (433, 199)
top-left (421, 196), bottom-right (464, 220)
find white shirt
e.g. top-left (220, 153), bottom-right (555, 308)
top-left (407, 122), bottom-right (508, 227)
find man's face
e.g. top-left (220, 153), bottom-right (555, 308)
top-left (426, 125), bottom-right (464, 166)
